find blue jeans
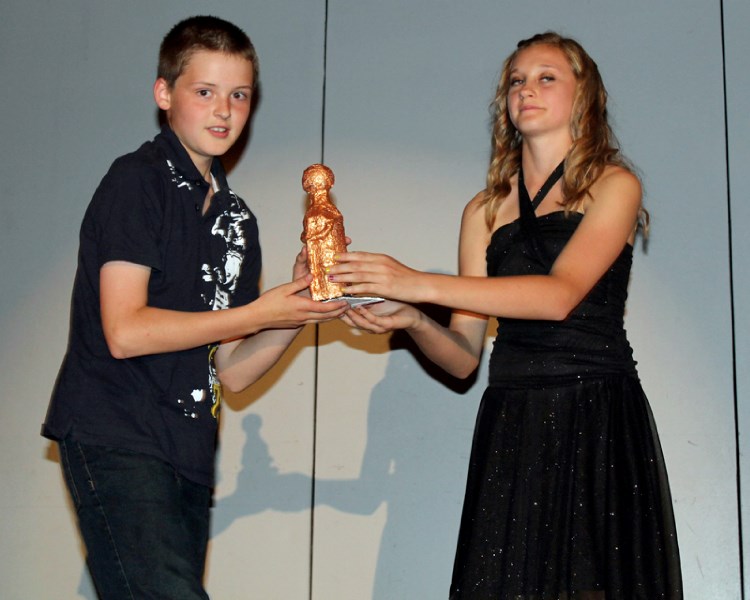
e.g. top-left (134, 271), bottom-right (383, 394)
top-left (59, 438), bottom-right (211, 599)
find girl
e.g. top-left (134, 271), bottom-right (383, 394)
top-left (330, 32), bottom-right (683, 599)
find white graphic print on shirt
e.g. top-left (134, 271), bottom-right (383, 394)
top-left (166, 160), bottom-right (251, 420)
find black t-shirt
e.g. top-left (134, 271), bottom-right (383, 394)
top-left (43, 125), bottom-right (261, 486)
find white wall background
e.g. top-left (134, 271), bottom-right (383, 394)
top-left (728, 0), bottom-right (750, 597)
top-left (0, 1), bottom-right (746, 598)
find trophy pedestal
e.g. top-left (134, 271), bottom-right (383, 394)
top-left (321, 295), bottom-right (384, 307)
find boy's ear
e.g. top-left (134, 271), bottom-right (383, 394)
top-left (153, 78), bottom-right (172, 111)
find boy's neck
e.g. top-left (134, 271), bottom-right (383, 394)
top-left (195, 159), bottom-right (213, 184)
top-left (164, 123), bottom-right (214, 183)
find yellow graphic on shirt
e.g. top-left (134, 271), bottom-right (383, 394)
top-left (208, 344), bottom-right (222, 420)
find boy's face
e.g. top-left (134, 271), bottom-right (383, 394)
top-left (154, 50), bottom-right (254, 174)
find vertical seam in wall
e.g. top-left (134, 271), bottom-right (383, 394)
top-left (720, 0), bottom-right (744, 596)
top-left (309, 2), bottom-right (330, 598)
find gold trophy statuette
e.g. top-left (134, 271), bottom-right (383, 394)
top-left (301, 164), bottom-right (347, 301)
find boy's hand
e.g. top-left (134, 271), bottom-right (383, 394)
top-left (295, 237), bottom-right (352, 279)
top-left (292, 246), bottom-right (310, 281)
top-left (293, 236), bottom-right (353, 296)
top-left (252, 274), bottom-right (347, 330)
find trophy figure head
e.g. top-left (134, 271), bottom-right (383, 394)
top-left (302, 163), bottom-right (335, 195)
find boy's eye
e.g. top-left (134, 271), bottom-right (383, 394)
top-left (197, 89), bottom-right (211, 97)
top-left (233, 91), bottom-right (249, 100)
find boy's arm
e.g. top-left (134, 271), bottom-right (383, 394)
top-left (213, 328), bottom-right (302, 393)
top-left (212, 246), bottom-right (309, 392)
top-left (99, 260), bottom-right (346, 359)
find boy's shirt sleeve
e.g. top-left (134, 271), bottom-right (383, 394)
top-left (91, 160), bottom-right (164, 271)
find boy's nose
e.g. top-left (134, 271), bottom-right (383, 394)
top-left (214, 97), bottom-right (231, 119)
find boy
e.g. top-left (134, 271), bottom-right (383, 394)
top-left (42, 15), bottom-right (345, 599)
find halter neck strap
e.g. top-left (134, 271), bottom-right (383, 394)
top-left (518, 160), bottom-right (565, 211)
top-left (516, 159), bottom-right (565, 267)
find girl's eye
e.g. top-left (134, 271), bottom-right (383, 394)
top-left (197, 89), bottom-right (211, 97)
top-left (540, 75), bottom-right (555, 82)
top-left (510, 78), bottom-right (523, 87)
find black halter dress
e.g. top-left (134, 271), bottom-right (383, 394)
top-left (449, 164), bottom-right (683, 599)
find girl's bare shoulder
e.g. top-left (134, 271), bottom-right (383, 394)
top-left (582, 165), bottom-right (641, 213)
top-left (463, 189), bottom-right (488, 215)
top-left (595, 165), bottom-right (641, 196)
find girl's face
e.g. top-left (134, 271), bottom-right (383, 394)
top-left (507, 44), bottom-right (577, 141)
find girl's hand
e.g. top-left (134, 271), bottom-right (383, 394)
top-left (328, 252), bottom-right (424, 303)
top-left (341, 300), bottom-right (421, 334)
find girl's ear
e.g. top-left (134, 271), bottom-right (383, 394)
top-left (153, 78), bottom-right (172, 111)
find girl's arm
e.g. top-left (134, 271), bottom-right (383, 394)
top-left (332, 166), bottom-right (641, 321)
top-left (342, 190), bottom-right (493, 379)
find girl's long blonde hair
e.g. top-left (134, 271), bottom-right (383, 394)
top-left (482, 32), bottom-right (643, 229)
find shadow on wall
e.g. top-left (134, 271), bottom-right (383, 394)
top-left (213, 305), bottom-right (489, 598)
top-left (45, 302), bottom-right (488, 598)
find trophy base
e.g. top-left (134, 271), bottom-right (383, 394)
top-left (322, 295), bottom-right (384, 307)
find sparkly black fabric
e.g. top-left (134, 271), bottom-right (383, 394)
top-left (449, 201), bottom-right (682, 598)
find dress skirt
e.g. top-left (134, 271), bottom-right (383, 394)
top-left (449, 375), bottom-right (682, 599)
